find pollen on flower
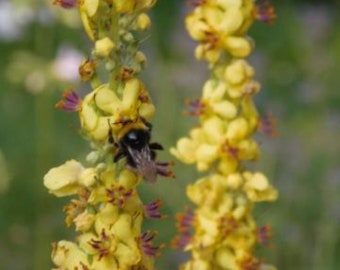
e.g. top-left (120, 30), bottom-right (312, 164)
top-left (144, 199), bottom-right (167, 219)
top-left (171, 231), bottom-right (192, 250)
top-left (222, 141), bottom-right (239, 160)
top-left (238, 255), bottom-right (261, 270)
top-left (254, 1), bottom-right (277, 24)
top-left (257, 224), bottom-right (272, 246)
top-left (105, 185), bottom-right (135, 208)
top-left (184, 98), bottom-right (206, 116)
top-left (55, 88), bottom-right (81, 112)
top-left (203, 31), bottom-right (220, 50)
top-left (175, 207), bottom-right (195, 233)
top-left (63, 188), bottom-right (90, 226)
top-left (217, 215), bottom-right (239, 237)
top-left (89, 229), bottom-right (116, 260)
top-left (258, 111), bottom-right (278, 137)
top-left (118, 66), bottom-right (136, 81)
top-left (139, 231), bottom-right (165, 257)
top-left (53, 0), bottom-right (78, 9)
top-left (79, 59), bottom-right (98, 82)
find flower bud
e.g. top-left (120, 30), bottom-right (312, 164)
top-left (94, 37), bottom-right (116, 58)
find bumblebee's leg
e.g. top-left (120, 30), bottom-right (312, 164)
top-left (149, 142), bottom-right (163, 150)
top-left (114, 149), bottom-right (126, 163)
top-left (150, 150), bottom-right (157, 160)
top-left (107, 120), bottom-right (114, 144)
top-left (141, 117), bottom-right (152, 131)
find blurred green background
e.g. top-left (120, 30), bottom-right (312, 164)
top-left (1, 0), bottom-right (340, 269)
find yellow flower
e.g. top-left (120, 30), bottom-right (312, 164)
top-left (44, 160), bottom-right (86, 197)
top-left (243, 172), bottom-right (278, 202)
top-left (73, 210), bottom-right (95, 232)
top-left (51, 241), bottom-right (90, 269)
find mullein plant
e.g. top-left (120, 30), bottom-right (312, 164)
top-left (171, 0), bottom-right (278, 269)
top-left (44, 0), bottom-right (173, 269)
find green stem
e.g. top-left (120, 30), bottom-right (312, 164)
top-left (32, 8), bottom-right (55, 270)
top-left (108, 4), bottom-right (120, 91)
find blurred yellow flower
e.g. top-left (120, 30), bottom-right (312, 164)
top-left (172, 0), bottom-right (278, 269)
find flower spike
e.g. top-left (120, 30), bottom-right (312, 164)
top-left (45, 1), bottom-right (168, 269)
top-left (172, 0), bottom-right (278, 269)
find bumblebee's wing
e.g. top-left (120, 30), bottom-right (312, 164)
top-left (126, 146), bottom-right (158, 183)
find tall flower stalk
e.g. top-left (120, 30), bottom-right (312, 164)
top-left (171, 0), bottom-right (278, 269)
top-left (44, 1), bottom-right (171, 269)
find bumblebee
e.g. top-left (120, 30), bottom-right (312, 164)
top-left (110, 118), bottom-right (173, 183)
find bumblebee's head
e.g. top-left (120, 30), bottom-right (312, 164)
top-left (121, 128), bottom-right (151, 150)
top-left (116, 119), bottom-right (152, 150)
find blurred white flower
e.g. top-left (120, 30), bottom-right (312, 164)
top-left (0, 1), bottom-right (34, 41)
top-left (52, 45), bottom-right (84, 82)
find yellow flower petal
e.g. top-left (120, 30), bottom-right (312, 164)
top-left (138, 102), bottom-right (155, 121)
top-left (94, 84), bottom-right (121, 114)
top-left (217, 156), bottom-right (238, 175)
top-left (79, 4), bottom-right (95, 40)
top-left (218, 7), bottom-right (243, 35)
top-left (121, 78), bottom-right (140, 112)
top-left (44, 160), bottom-right (83, 197)
top-left (215, 0), bottom-right (242, 9)
top-left (115, 242), bottom-right (141, 267)
top-left (212, 100), bottom-right (237, 119)
top-left (52, 241), bottom-right (89, 269)
top-left (226, 173), bottom-right (243, 189)
top-left (112, 213), bottom-right (135, 240)
top-left (224, 60), bottom-right (249, 85)
top-left (226, 117), bottom-right (249, 141)
top-left (114, 0), bottom-right (135, 13)
top-left (91, 116), bottom-right (112, 141)
top-left (215, 247), bottom-right (237, 269)
top-left (244, 172), bottom-right (279, 202)
top-left (186, 13), bottom-right (210, 41)
top-left (78, 168), bottom-right (96, 187)
top-left (78, 232), bottom-right (97, 254)
top-left (118, 169), bottom-right (139, 189)
top-left (82, 0), bottom-right (99, 17)
top-left (80, 95), bottom-right (98, 131)
top-left (170, 138), bottom-right (197, 164)
top-left (74, 210), bottom-right (95, 232)
top-left (224, 36), bottom-right (253, 57)
top-left (181, 259), bottom-right (211, 270)
top-left (94, 204), bottom-right (120, 234)
top-left (237, 139), bottom-right (260, 160)
top-left (91, 256), bottom-right (118, 269)
top-left (202, 116), bottom-right (225, 142)
top-left (196, 144), bottom-right (219, 164)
